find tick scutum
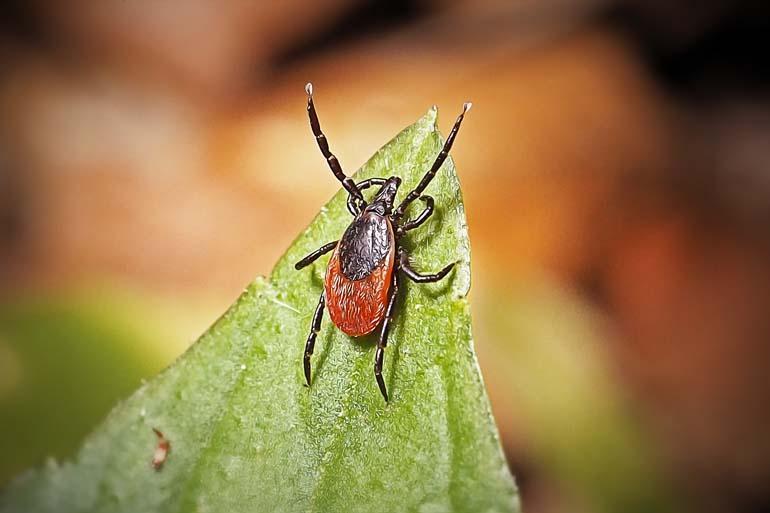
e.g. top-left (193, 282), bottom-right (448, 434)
top-left (338, 212), bottom-right (393, 281)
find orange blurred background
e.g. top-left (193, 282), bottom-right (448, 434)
top-left (1, 1), bottom-right (769, 513)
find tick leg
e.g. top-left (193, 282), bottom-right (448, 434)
top-left (393, 102), bottom-right (471, 220)
top-left (356, 178), bottom-right (388, 189)
top-left (304, 293), bottom-right (325, 387)
top-left (375, 271), bottom-right (399, 402)
top-left (305, 83), bottom-right (364, 203)
top-left (399, 251), bottom-right (455, 283)
top-left (396, 195), bottom-right (434, 236)
top-left (346, 178), bottom-right (387, 215)
top-left (295, 241), bottom-right (338, 270)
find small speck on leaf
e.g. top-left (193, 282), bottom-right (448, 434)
top-left (151, 428), bottom-right (170, 471)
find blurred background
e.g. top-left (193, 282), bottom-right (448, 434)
top-left (1, 1), bottom-right (769, 512)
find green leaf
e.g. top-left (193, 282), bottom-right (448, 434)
top-left (0, 108), bottom-right (518, 513)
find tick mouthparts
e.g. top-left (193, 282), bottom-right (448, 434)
top-left (463, 102), bottom-right (473, 113)
top-left (305, 82), bottom-right (314, 97)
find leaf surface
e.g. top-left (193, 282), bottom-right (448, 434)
top-left (0, 108), bottom-right (518, 513)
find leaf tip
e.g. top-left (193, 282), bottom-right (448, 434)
top-left (423, 105), bottom-right (439, 132)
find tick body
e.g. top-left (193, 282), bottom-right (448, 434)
top-left (295, 82), bottom-right (470, 402)
top-left (325, 207), bottom-right (396, 337)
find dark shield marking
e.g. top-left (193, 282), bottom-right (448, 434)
top-left (338, 212), bottom-right (393, 280)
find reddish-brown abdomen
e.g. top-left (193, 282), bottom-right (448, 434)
top-left (324, 245), bottom-right (394, 337)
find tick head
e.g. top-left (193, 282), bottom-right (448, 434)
top-left (367, 176), bottom-right (401, 215)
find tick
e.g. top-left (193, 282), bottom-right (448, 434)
top-left (295, 83), bottom-right (471, 402)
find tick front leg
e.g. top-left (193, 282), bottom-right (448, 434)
top-left (295, 241), bottom-right (338, 270)
top-left (393, 102), bottom-right (471, 219)
top-left (303, 293), bottom-right (325, 387)
top-left (375, 271), bottom-right (399, 402)
top-left (396, 195), bottom-right (434, 236)
top-left (305, 83), bottom-right (363, 203)
top-left (399, 251), bottom-right (455, 283)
